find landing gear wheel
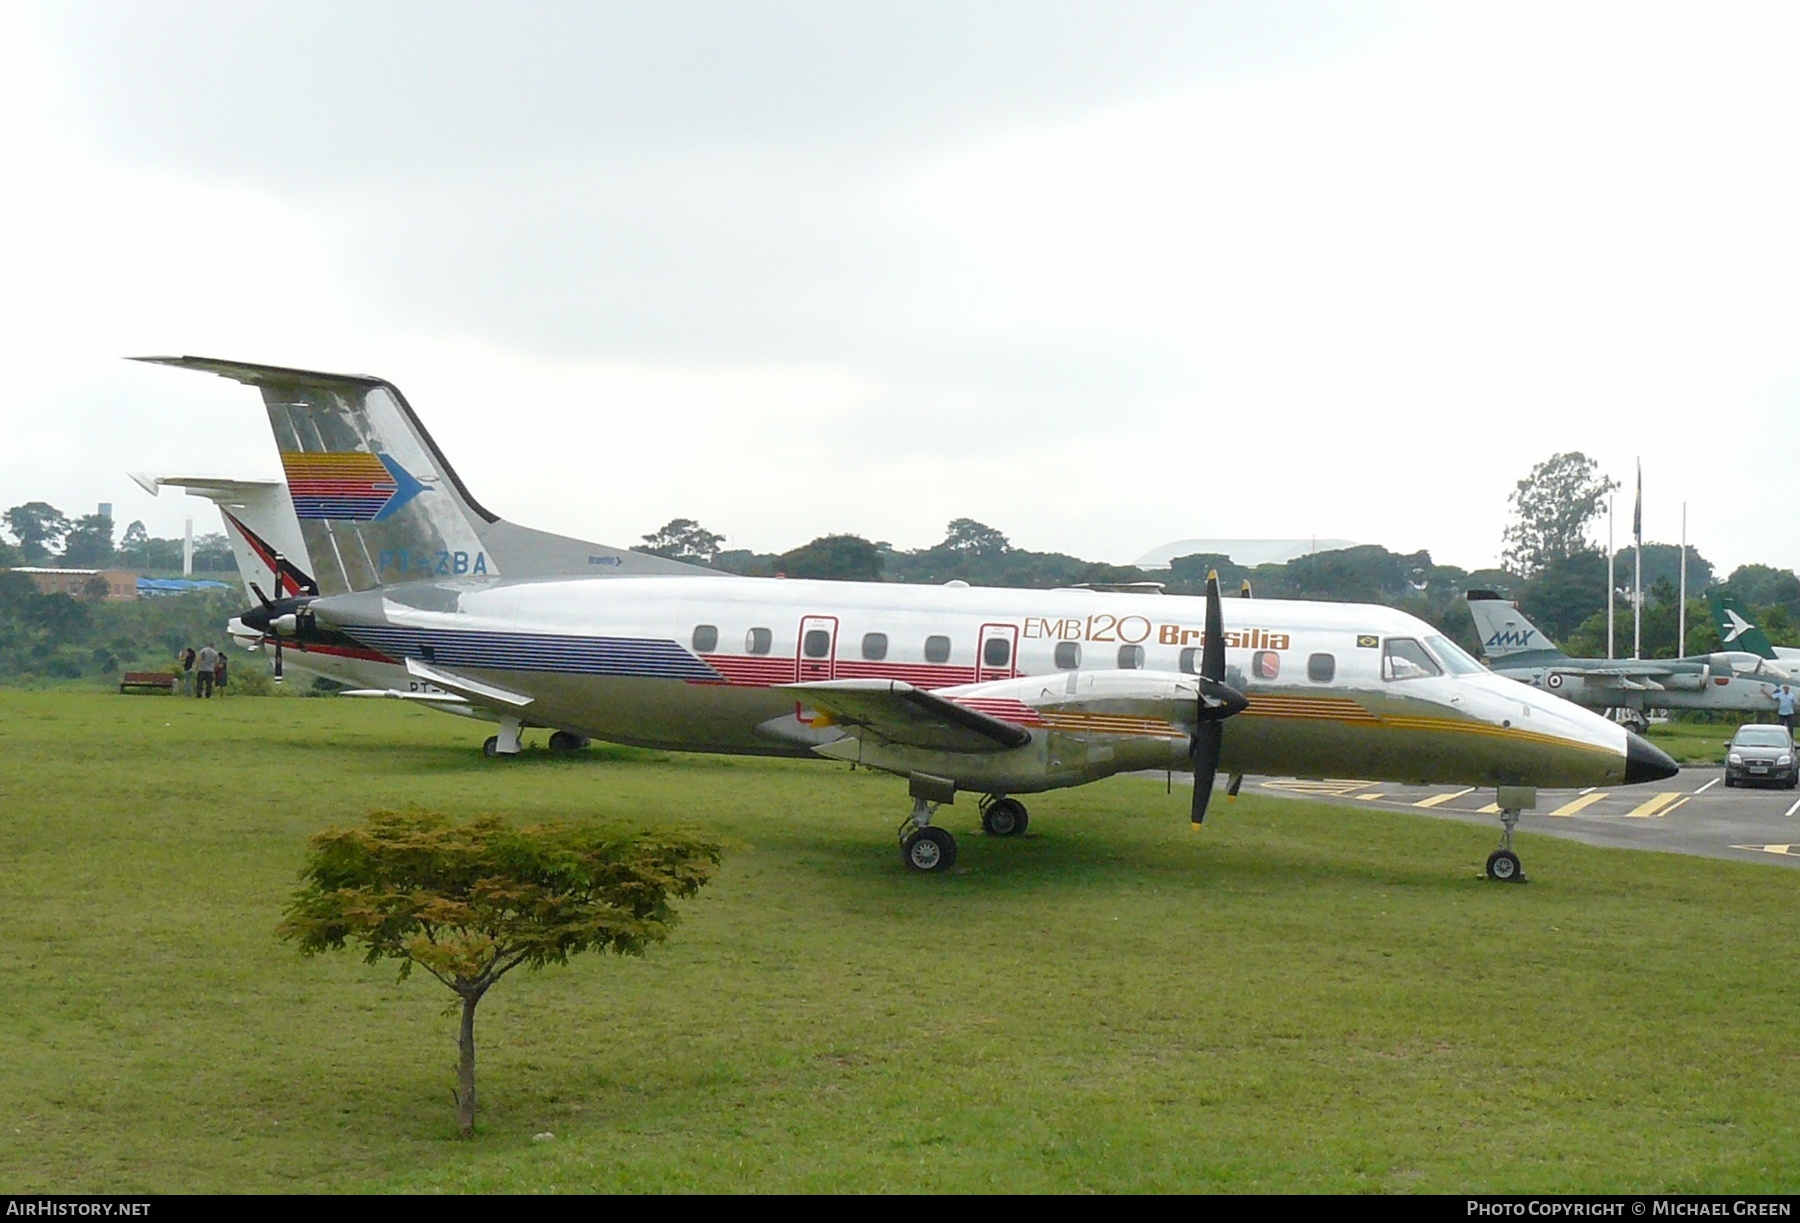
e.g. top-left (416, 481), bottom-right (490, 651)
top-left (482, 736), bottom-right (499, 758)
top-left (547, 731), bottom-right (588, 753)
top-left (1485, 849), bottom-right (1523, 882)
top-left (980, 797), bottom-right (1029, 837)
top-left (901, 827), bottom-right (958, 873)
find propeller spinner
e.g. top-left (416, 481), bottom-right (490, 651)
top-left (1189, 572), bottom-right (1250, 826)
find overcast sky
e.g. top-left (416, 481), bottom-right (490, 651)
top-left (4, 1), bottom-right (1799, 573)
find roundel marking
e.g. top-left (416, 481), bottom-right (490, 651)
top-left (1547, 673), bottom-right (1564, 690)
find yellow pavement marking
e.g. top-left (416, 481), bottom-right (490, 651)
top-left (1356, 793), bottom-right (1388, 801)
top-left (1625, 792), bottom-right (1683, 818)
top-left (1475, 802), bottom-right (1501, 814)
top-left (1261, 779), bottom-right (1373, 797)
top-left (1414, 787), bottom-right (1475, 808)
top-left (1732, 844), bottom-right (1798, 856)
top-left (1549, 792), bottom-right (1608, 818)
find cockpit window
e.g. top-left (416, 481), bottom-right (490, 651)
top-left (1382, 637), bottom-right (1443, 681)
top-left (1424, 635), bottom-right (1485, 676)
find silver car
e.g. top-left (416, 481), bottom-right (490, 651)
top-left (1725, 724), bottom-right (1798, 789)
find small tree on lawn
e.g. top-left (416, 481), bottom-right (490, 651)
top-left (278, 810), bottom-right (721, 1138)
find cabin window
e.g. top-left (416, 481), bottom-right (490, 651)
top-left (983, 637), bottom-right (1012, 668)
top-left (1117, 644), bottom-right (1145, 670)
top-left (1179, 647), bottom-right (1198, 674)
top-left (692, 625), bottom-right (719, 653)
top-left (1382, 637), bottom-right (1442, 681)
top-left (746, 627), bottom-right (773, 655)
top-left (924, 635), bottom-right (952, 664)
top-left (862, 632), bottom-right (888, 661)
top-left (1055, 641), bottom-right (1082, 669)
top-left (803, 629), bottom-right (831, 659)
top-left (1253, 650), bottom-right (1281, 680)
top-left (1307, 652), bottom-right (1335, 683)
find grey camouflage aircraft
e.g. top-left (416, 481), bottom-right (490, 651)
top-left (1467, 591), bottom-right (1786, 725)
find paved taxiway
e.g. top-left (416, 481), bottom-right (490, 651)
top-left (1238, 768), bottom-right (1800, 869)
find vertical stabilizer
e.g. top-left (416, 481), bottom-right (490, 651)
top-left (136, 357), bottom-right (705, 591)
top-left (1708, 591), bottom-right (1779, 660)
top-left (1466, 591), bottom-right (1564, 660)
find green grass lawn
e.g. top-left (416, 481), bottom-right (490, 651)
top-left (1647, 721), bottom-right (1744, 765)
top-left (2, 690), bottom-right (1798, 1193)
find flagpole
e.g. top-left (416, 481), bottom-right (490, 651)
top-left (1633, 459), bottom-right (1642, 661)
top-left (1678, 503), bottom-right (1688, 658)
top-left (1607, 499), bottom-right (1615, 660)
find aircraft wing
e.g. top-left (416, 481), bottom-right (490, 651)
top-left (780, 679), bottom-right (1032, 754)
top-left (403, 657), bottom-right (536, 708)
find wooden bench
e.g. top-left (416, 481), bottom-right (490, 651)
top-left (119, 672), bottom-right (179, 695)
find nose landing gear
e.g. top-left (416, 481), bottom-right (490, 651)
top-left (1485, 802), bottom-right (1527, 882)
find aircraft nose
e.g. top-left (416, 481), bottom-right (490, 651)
top-left (1624, 732), bottom-right (1679, 784)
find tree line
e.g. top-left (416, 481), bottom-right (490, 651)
top-left (1, 501), bottom-right (237, 573)
top-left (634, 452), bottom-right (1800, 660)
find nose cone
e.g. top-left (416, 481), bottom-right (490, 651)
top-left (1624, 732), bottom-right (1679, 784)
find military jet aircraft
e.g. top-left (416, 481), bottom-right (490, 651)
top-left (138, 356), bottom-right (1678, 879)
top-left (1467, 591), bottom-right (1786, 729)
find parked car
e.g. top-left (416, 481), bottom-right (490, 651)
top-left (1725, 724), bottom-right (1798, 788)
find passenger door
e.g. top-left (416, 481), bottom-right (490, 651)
top-left (976, 622), bottom-right (1019, 683)
top-left (796, 615), bottom-right (840, 682)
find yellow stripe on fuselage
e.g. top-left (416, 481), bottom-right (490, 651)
top-left (1019, 693), bottom-right (1618, 764)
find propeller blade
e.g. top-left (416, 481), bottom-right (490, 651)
top-left (1190, 571), bottom-right (1246, 826)
top-left (1202, 572), bottom-right (1226, 682)
top-left (272, 552), bottom-right (287, 598)
top-left (248, 582), bottom-right (275, 610)
top-left (272, 635), bottom-right (283, 682)
top-left (1191, 722), bottom-right (1222, 825)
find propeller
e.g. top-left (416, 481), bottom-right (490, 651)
top-left (245, 578), bottom-right (285, 683)
top-left (1189, 571), bottom-right (1250, 826)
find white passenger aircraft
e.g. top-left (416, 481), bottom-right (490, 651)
top-left (138, 356), bottom-right (1678, 879)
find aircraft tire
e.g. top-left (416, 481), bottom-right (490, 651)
top-left (482, 736), bottom-right (499, 758)
top-left (548, 731), bottom-right (588, 753)
top-left (981, 798), bottom-right (1029, 837)
top-left (901, 827), bottom-right (957, 873)
top-left (1485, 849), bottom-right (1523, 882)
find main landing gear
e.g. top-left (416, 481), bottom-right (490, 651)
top-left (900, 800), bottom-right (958, 873)
top-left (481, 715), bottom-right (524, 758)
top-left (547, 730), bottom-right (590, 753)
top-left (979, 795), bottom-right (1030, 837)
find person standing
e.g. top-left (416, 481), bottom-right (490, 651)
top-left (213, 650), bottom-right (228, 698)
top-left (1777, 684), bottom-right (1797, 734)
top-left (179, 647), bottom-right (196, 697)
top-left (196, 644), bottom-right (218, 699)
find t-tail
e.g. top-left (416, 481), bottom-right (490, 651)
top-left (1707, 590), bottom-right (1779, 660)
top-left (1466, 590), bottom-right (1566, 662)
top-left (135, 356), bottom-right (705, 594)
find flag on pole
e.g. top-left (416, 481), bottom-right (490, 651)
top-left (1632, 460), bottom-right (1642, 541)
